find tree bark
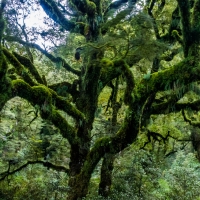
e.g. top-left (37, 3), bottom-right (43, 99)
top-left (98, 154), bottom-right (115, 197)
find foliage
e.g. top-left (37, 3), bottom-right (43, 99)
top-left (1, 0), bottom-right (200, 199)
top-left (158, 151), bottom-right (200, 200)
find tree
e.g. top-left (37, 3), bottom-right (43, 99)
top-left (1, 0), bottom-right (200, 199)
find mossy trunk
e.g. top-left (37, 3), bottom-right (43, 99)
top-left (98, 78), bottom-right (120, 197)
top-left (98, 153), bottom-right (115, 197)
top-left (67, 173), bottom-right (91, 200)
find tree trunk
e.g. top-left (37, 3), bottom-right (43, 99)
top-left (99, 78), bottom-right (120, 197)
top-left (67, 173), bottom-right (91, 200)
top-left (98, 153), bottom-right (115, 197)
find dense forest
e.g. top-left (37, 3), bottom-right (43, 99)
top-left (1, 0), bottom-right (200, 199)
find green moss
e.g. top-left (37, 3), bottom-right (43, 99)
top-left (3, 48), bottom-right (36, 86)
top-left (87, 1), bottom-right (96, 16)
top-left (12, 80), bottom-right (52, 114)
top-left (32, 85), bottom-right (51, 99)
top-left (0, 51), bottom-right (8, 78)
top-left (50, 109), bottom-right (76, 144)
top-left (12, 79), bottom-right (32, 93)
top-left (171, 30), bottom-right (182, 43)
top-left (100, 58), bottom-right (114, 68)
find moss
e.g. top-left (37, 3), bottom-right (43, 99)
top-left (3, 48), bottom-right (36, 86)
top-left (135, 57), bottom-right (196, 103)
top-left (71, 0), bottom-right (96, 17)
top-left (123, 62), bottom-right (135, 105)
top-left (171, 30), bottom-right (183, 44)
top-left (12, 79), bottom-right (32, 94)
top-left (12, 79), bottom-right (48, 104)
top-left (192, 0), bottom-right (200, 28)
top-left (0, 51), bottom-right (8, 78)
top-left (100, 58), bottom-right (114, 68)
top-left (87, 1), bottom-right (96, 16)
top-left (13, 52), bottom-right (44, 84)
top-left (32, 85), bottom-right (51, 99)
top-left (50, 109), bottom-right (76, 144)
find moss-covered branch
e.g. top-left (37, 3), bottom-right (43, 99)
top-left (100, 59), bottom-right (125, 88)
top-left (3, 49), bottom-right (84, 119)
top-left (0, 160), bottom-right (69, 181)
top-left (4, 51), bottom-right (84, 119)
top-left (0, 47), bottom-right (13, 111)
top-left (11, 79), bottom-right (77, 144)
top-left (12, 78), bottom-right (85, 123)
top-left (3, 36), bottom-right (81, 76)
top-left (3, 48), bottom-right (38, 86)
top-left (39, 0), bottom-right (75, 31)
top-left (49, 81), bottom-right (79, 99)
top-left (99, 58), bottom-right (135, 96)
top-left (49, 88), bottom-right (85, 121)
top-left (13, 52), bottom-right (44, 84)
top-left (134, 57), bottom-right (199, 103)
top-left (71, 0), bottom-right (96, 17)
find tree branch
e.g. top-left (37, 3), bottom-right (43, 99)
top-left (0, 160), bottom-right (69, 181)
top-left (104, 0), bottom-right (138, 16)
top-left (49, 81), bottom-right (79, 99)
top-left (3, 48), bottom-right (37, 86)
top-left (12, 52), bottom-right (44, 84)
top-left (3, 50), bottom-right (84, 120)
top-left (4, 36), bottom-right (81, 76)
top-left (79, 56), bottom-right (200, 181)
top-left (39, 0), bottom-right (75, 31)
top-left (11, 79), bottom-right (79, 145)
